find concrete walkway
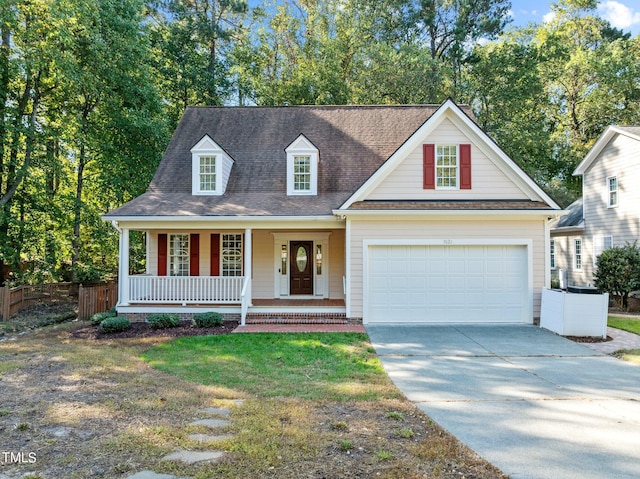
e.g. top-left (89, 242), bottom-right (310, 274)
top-left (582, 326), bottom-right (640, 354)
top-left (366, 324), bottom-right (640, 479)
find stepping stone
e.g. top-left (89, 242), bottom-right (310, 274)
top-left (162, 450), bottom-right (225, 464)
top-left (190, 418), bottom-right (230, 429)
top-left (189, 433), bottom-right (233, 443)
top-left (125, 471), bottom-right (189, 479)
top-left (198, 407), bottom-right (230, 416)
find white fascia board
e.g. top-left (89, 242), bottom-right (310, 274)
top-left (104, 215), bottom-right (345, 230)
top-left (339, 99), bottom-right (561, 211)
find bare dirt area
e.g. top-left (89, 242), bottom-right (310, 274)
top-left (0, 309), bottom-right (506, 479)
top-left (71, 319), bottom-right (240, 340)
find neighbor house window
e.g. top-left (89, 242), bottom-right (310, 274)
top-left (574, 238), bottom-right (582, 271)
top-left (169, 234), bottom-right (189, 276)
top-left (199, 155), bottom-right (217, 192)
top-left (436, 145), bottom-right (458, 188)
top-left (293, 156), bottom-right (311, 192)
top-left (222, 233), bottom-right (243, 276)
top-left (593, 235), bottom-right (613, 266)
top-left (608, 176), bottom-right (618, 207)
top-left (550, 239), bottom-right (556, 270)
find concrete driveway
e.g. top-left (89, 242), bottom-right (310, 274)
top-left (366, 324), bottom-right (640, 479)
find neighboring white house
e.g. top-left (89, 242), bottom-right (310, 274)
top-left (551, 126), bottom-right (640, 287)
top-left (104, 99), bottom-right (561, 325)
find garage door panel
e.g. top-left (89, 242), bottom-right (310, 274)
top-left (368, 245), bottom-right (528, 323)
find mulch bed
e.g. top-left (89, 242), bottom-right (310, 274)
top-left (566, 335), bottom-right (613, 343)
top-left (71, 320), bottom-right (239, 340)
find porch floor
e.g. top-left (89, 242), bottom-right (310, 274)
top-left (252, 298), bottom-right (345, 307)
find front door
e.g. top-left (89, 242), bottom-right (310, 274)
top-left (290, 241), bottom-right (313, 295)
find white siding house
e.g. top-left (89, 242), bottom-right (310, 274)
top-left (551, 126), bottom-right (640, 286)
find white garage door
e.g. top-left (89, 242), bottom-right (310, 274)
top-left (367, 244), bottom-right (529, 323)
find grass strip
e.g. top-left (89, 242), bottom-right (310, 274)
top-left (608, 316), bottom-right (640, 335)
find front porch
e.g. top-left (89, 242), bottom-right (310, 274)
top-left (114, 224), bottom-right (347, 324)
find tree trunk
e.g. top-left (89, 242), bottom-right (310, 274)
top-left (71, 144), bottom-right (86, 283)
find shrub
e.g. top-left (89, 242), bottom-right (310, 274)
top-left (147, 313), bottom-right (180, 329)
top-left (594, 242), bottom-right (640, 309)
top-left (193, 312), bottom-right (224, 328)
top-left (90, 311), bottom-right (116, 326)
top-left (99, 317), bottom-right (131, 333)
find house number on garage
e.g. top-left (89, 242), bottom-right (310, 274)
top-left (443, 239), bottom-right (453, 245)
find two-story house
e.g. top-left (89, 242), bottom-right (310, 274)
top-left (104, 100), bottom-right (561, 325)
top-left (551, 126), bottom-right (640, 286)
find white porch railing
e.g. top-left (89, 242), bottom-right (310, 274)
top-left (240, 276), bottom-right (250, 326)
top-left (129, 275), bottom-right (243, 304)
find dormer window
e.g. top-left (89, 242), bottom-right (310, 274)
top-left (286, 134), bottom-right (318, 196)
top-left (199, 156), bottom-right (217, 192)
top-left (191, 135), bottom-right (233, 196)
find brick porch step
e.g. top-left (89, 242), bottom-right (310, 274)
top-left (245, 313), bottom-right (348, 324)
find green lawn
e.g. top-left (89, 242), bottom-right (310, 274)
top-left (609, 316), bottom-right (640, 365)
top-left (142, 333), bottom-right (399, 401)
top-left (608, 316), bottom-right (640, 335)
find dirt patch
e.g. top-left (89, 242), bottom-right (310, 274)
top-left (566, 335), bottom-right (613, 343)
top-left (1, 301), bottom-right (77, 337)
top-left (71, 320), bottom-right (239, 340)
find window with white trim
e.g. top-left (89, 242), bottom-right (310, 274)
top-left (436, 145), bottom-right (458, 189)
top-left (190, 135), bottom-right (233, 196)
top-left (593, 235), bottom-right (613, 266)
top-left (199, 155), bottom-right (217, 192)
top-left (607, 176), bottom-right (618, 207)
top-left (574, 238), bottom-right (582, 271)
top-left (293, 156), bottom-right (311, 192)
top-left (169, 234), bottom-right (189, 276)
top-left (222, 233), bottom-right (243, 276)
top-left (286, 134), bottom-right (318, 196)
top-left (550, 239), bottom-right (556, 270)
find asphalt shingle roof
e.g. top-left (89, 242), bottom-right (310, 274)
top-left (105, 104), bottom-right (552, 218)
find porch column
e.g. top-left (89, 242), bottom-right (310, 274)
top-left (244, 228), bottom-right (252, 305)
top-left (118, 228), bottom-right (130, 306)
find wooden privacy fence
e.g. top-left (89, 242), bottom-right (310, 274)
top-left (77, 281), bottom-right (118, 321)
top-left (0, 283), bottom-right (73, 320)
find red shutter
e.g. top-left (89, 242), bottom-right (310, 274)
top-left (190, 234), bottom-right (200, 276)
top-left (460, 144), bottom-right (472, 190)
top-left (158, 234), bottom-right (167, 276)
top-left (210, 234), bottom-right (220, 276)
top-left (423, 144), bottom-right (435, 189)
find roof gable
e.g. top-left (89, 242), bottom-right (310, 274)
top-left (574, 126), bottom-right (640, 176)
top-left (340, 99), bottom-right (560, 210)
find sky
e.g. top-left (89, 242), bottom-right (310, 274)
top-left (509, 1), bottom-right (640, 36)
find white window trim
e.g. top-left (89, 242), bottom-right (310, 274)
top-left (607, 176), bottom-right (618, 208)
top-left (169, 233), bottom-right (190, 277)
top-left (573, 238), bottom-right (583, 271)
top-left (435, 144), bottom-right (459, 190)
top-left (286, 134), bottom-right (319, 196)
top-left (191, 135), bottom-right (232, 196)
top-left (593, 235), bottom-right (613, 267)
top-left (550, 239), bottom-right (556, 270)
top-left (221, 233), bottom-right (243, 277)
